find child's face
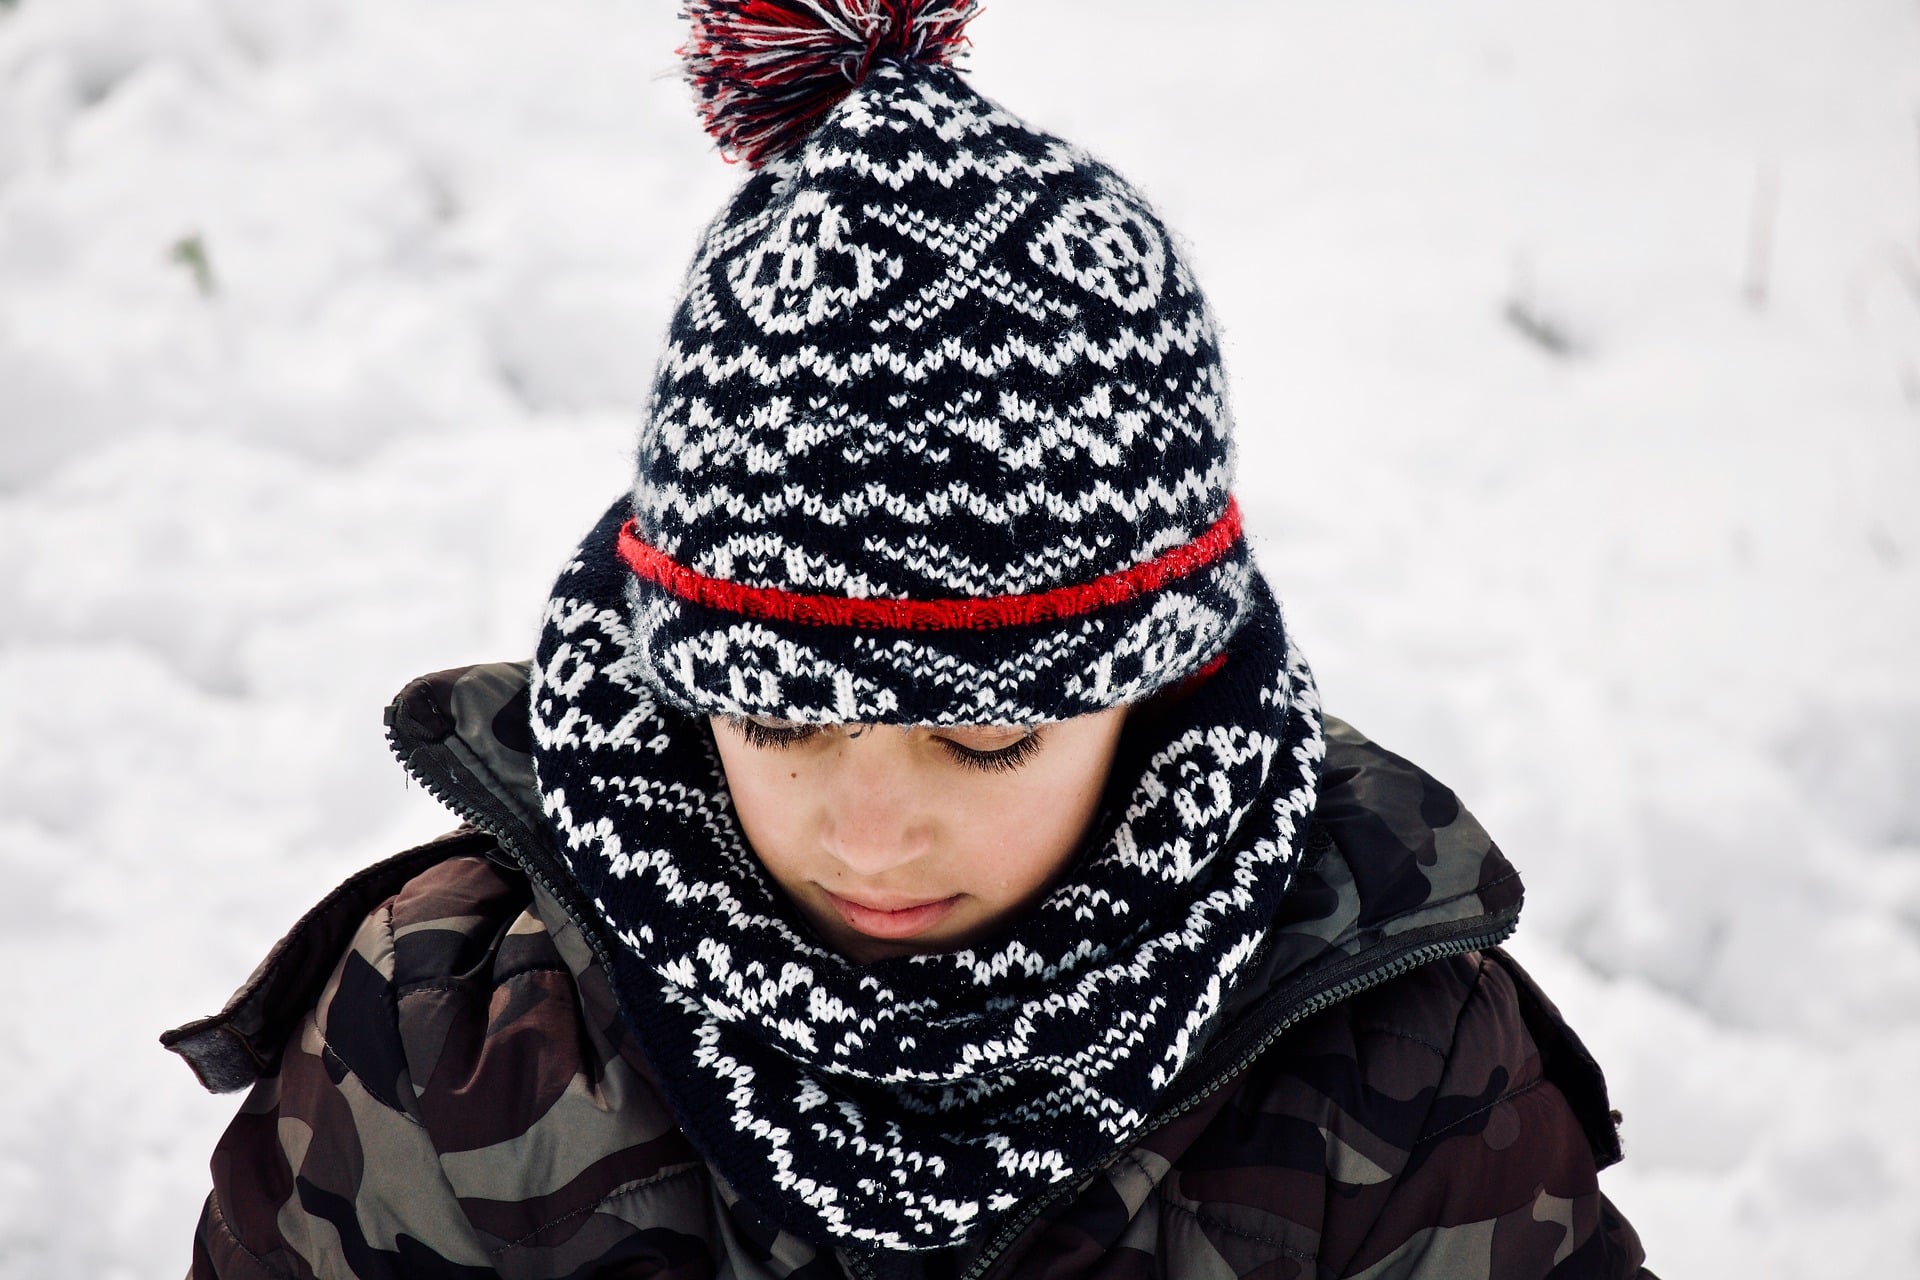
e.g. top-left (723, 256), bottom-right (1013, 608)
top-left (710, 708), bottom-right (1129, 963)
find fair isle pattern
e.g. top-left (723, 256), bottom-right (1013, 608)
top-left (530, 544), bottom-right (1325, 1250)
top-left (628, 59), bottom-right (1248, 724)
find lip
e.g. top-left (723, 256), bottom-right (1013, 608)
top-left (824, 890), bottom-right (962, 941)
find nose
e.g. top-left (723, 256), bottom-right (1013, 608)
top-left (819, 732), bottom-right (929, 878)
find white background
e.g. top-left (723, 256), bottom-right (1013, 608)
top-left (2, 1), bottom-right (1917, 1274)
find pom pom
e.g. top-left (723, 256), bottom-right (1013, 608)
top-left (681, 1), bottom-right (983, 168)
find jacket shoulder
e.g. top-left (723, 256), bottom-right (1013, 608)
top-left (1162, 948), bottom-right (1645, 1278)
top-left (181, 840), bottom-right (714, 1275)
top-left (162, 826), bottom-right (497, 1093)
top-left (328, 852), bottom-right (716, 1256)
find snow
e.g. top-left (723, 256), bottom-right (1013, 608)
top-left (2, 0), bottom-right (1917, 1273)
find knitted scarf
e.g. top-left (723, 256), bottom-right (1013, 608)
top-left (528, 513), bottom-right (1325, 1252)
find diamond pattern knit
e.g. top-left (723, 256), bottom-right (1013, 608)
top-left (625, 61), bottom-right (1250, 726)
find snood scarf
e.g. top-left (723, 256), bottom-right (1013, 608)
top-left (530, 522), bottom-right (1324, 1251)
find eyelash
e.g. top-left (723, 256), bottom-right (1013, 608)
top-left (940, 732), bottom-right (1043, 774)
top-left (733, 719), bottom-right (815, 750)
top-left (728, 718), bottom-right (1044, 774)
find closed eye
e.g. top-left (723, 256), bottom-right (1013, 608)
top-left (724, 717), bottom-right (1044, 773)
top-left (729, 716), bottom-right (818, 750)
top-left (934, 731), bottom-right (1043, 773)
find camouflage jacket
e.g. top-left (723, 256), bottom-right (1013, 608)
top-left (166, 663), bottom-right (1651, 1280)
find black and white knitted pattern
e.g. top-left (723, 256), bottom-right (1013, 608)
top-left (530, 532), bottom-right (1325, 1250)
top-left (627, 60), bottom-right (1250, 725)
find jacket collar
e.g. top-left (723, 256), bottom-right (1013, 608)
top-left (388, 658), bottom-right (1523, 1273)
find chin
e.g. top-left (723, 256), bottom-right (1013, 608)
top-left (825, 921), bottom-right (963, 965)
top-left (835, 931), bottom-right (938, 965)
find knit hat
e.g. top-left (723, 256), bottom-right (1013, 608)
top-left (594, 0), bottom-right (1254, 727)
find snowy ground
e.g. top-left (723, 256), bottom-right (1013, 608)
top-left (2, 0), bottom-right (1917, 1274)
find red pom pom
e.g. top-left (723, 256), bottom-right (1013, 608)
top-left (680, 1), bottom-right (983, 168)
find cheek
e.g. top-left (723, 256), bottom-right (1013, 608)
top-left (713, 741), bottom-right (812, 869)
top-left (960, 772), bottom-right (1099, 896)
top-left (985, 720), bottom-right (1124, 891)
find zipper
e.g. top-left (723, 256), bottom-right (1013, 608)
top-left (381, 698), bottom-right (633, 999)
top-left (385, 692), bottom-right (1520, 1280)
top-left (956, 906), bottom-right (1520, 1280)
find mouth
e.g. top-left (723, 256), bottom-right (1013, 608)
top-left (823, 890), bottom-right (962, 941)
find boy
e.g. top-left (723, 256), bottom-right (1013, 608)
top-left (168, 4), bottom-right (1649, 1274)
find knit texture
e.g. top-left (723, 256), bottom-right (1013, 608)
top-left (625, 60), bottom-right (1250, 725)
top-left (530, 518), bottom-right (1325, 1250)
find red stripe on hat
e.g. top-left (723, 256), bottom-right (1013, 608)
top-left (617, 499), bottom-right (1244, 631)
